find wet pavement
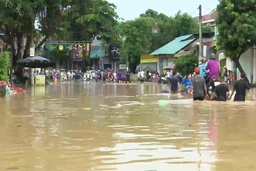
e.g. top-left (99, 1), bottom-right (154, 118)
top-left (0, 82), bottom-right (256, 171)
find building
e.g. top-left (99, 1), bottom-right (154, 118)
top-left (107, 43), bottom-right (121, 72)
top-left (89, 36), bottom-right (105, 70)
top-left (90, 41), bottom-right (122, 71)
top-left (140, 54), bottom-right (158, 71)
top-left (194, 9), bottom-right (218, 32)
top-left (195, 9), bottom-right (256, 83)
top-left (150, 32), bottom-right (215, 74)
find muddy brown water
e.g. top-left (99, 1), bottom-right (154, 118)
top-left (0, 82), bottom-right (256, 171)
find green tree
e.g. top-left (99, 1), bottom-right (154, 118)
top-left (172, 11), bottom-right (198, 37)
top-left (64, 0), bottom-right (120, 42)
top-left (140, 9), bottom-right (175, 51)
top-left (46, 0), bottom-right (120, 66)
top-left (0, 0), bottom-right (71, 64)
top-left (120, 9), bottom-right (201, 71)
top-left (216, 0), bottom-right (256, 82)
top-left (173, 54), bottom-right (198, 76)
top-left (203, 26), bottom-right (214, 33)
top-left (120, 17), bottom-right (155, 68)
top-left (0, 52), bottom-right (11, 81)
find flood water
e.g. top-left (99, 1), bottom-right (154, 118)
top-left (0, 82), bottom-right (256, 171)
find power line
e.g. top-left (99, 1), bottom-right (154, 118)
top-left (189, 8), bottom-right (199, 16)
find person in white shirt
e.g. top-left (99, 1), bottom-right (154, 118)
top-left (140, 70), bottom-right (144, 78)
top-left (67, 71), bottom-right (71, 80)
top-left (113, 72), bottom-right (116, 79)
top-left (166, 71), bottom-right (170, 77)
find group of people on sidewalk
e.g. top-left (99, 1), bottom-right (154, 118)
top-left (169, 53), bottom-right (255, 101)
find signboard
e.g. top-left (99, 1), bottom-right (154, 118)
top-left (119, 64), bottom-right (126, 69)
top-left (74, 50), bottom-right (82, 61)
top-left (140, 55), bottom-right (158, 63)
top-left (49, 43), bottom-right (90, 51)
top-left (35, 75), bottom-right (45, 86)
top-left (49, 44), bottom-right (73, 51)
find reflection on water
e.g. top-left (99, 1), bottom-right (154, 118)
top-left (0, 83), bottom-right (256, 171)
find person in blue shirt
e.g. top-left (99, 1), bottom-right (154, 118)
top-left (199, 58), bottom-right (207, 78)
top-left (39, 69), bottom-right (45, 75)
top-left (182, 75), bottom-right (188, 85)
top-left (185, 74), bottom-right (192, 93)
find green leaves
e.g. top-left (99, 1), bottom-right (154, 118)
top-left (120, 9), bottom-right (200, 66)
top-left (66, 0), bottom-right (119, 42)
top-left (173, 54), bottom-right (198, 76)
top-left (216, 0), bottom-right (256, 59)
top-left (0, 52), bottom-right (11, 81)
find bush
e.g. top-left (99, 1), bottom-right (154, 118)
top-left (0, 52), bottom-right (11, 81)
top-left (173, 53), bottom-right (198, 76)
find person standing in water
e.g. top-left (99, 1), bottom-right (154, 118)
top-left (189, 68), bottom-right (208, 100)
top-left (117, 70), bottom-right (122, 83)
top-left (214, 76), bottom-right (229, 101)
top-left (169, 70), bottom-right (180, 93)
top-left (228, 72), bottom-right (255, 101)
top-left (126, 71), bottom-right (130, 83)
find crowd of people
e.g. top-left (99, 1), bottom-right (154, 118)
top-left (169, 53), bottom-right (255, 102)
top-left (22, 69), bottom-right (132, 84)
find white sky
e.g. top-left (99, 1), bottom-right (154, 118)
top-left (107, 0), bottom-right (219, 20)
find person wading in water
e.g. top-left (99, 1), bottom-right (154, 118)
top-left (214, 76), bottom-right (229, 101)
top-left (189, 68), bottom-right (208, 100)
top-left (169, 70), bottom-right (180, 94)
top-left (228, 72), bottom-right (255, 101)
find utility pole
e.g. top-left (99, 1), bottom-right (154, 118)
top-left (198, 5), bottom-right (203, 62)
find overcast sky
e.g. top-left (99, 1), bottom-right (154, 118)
top-left (107, 0), bottom-right (219, 20)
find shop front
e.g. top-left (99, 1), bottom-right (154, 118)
top-left (140, 54), bottom-right (158, 72)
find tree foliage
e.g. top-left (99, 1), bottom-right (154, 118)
top-left (0, 0), bottom-right (72, 61)
top-left (0, 0), bottom-right (120, 65)
top-left (120, 9), bottom-right (204, 68)
top-left (63, 0), bottom-right (119, 42)
top-left (120, 17), bottom-right (155, 65)
top-left (216, 0), bottom-right (256, 78)
top-left (173, 53), bottom-right (198, 76)
top-left (0, 52), bottom-right (11, 81)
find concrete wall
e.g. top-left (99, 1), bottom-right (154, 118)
top-left (157, 55), bottom-right (174, 74)
top-left (239, 50), bottom-right (251, 83)
top-left (238, 47), bottom-right (256, 84)
top-left (141, 63), bottom-right (157, 72)
top-left (218, 49), bottom-right (256, 84)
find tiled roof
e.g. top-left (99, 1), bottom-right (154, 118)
top-left (202, 15), bottom-right (212, 21)
top-left (150, 34), bottom-right (196, 56)
top-left (194, 9), bottom-right (218, 22)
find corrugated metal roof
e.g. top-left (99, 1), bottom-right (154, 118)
top-left (150, 34), bottom-right (196, 56)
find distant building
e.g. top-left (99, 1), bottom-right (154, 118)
top-left (150, 33), bottom-right (215, 75)
top-left (194, 9), bottom-right (218, 32)
top-left (90, 37), bottom-right (122, 72)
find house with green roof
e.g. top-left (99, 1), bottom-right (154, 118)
top-left (150, 32), bottom-right (215, 74)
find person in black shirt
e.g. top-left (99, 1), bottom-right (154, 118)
top-left (228, 72), bottom-right (255, 101)
top-left (169, 70), bottom-right (180, 93)
top-left (214, 76), bottom-right (229, 101)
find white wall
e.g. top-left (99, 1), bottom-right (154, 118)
top-left (239, 50), bottom-right (251, 82)
top-left (218, 52), bottom-right (234, 71)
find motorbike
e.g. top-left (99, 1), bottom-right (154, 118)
top-left (160, 77), bottom-right (171, 84)
top-left (207, 76), bottom-right (220, 98)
